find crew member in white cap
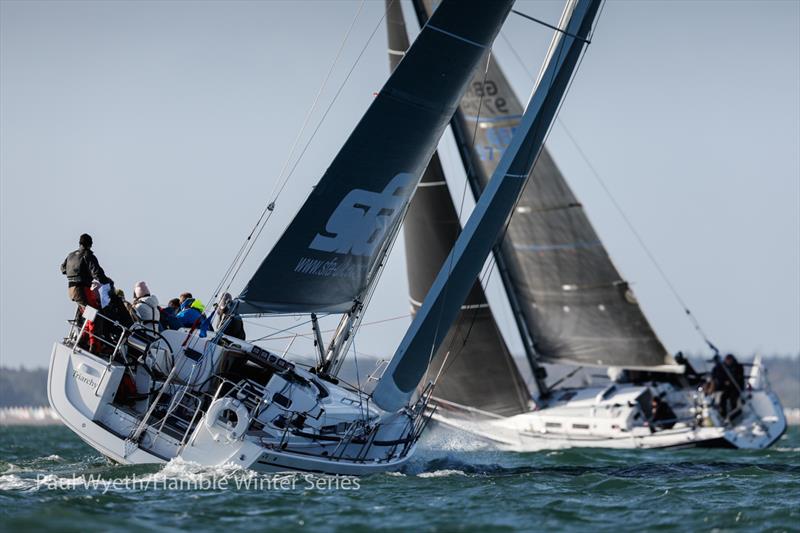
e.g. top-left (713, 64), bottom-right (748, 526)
top-left (131, 281), bottom-right (160, 335)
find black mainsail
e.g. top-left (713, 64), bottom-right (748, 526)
top-left (386, 0), bottom-right (529, 416)
top-left (412, 0), bottom-right (675, 371)
top-left (238, 0), bottom-right (515, 315)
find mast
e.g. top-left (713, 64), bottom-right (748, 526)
top-left (373, 0), bottom-right (602, 412)
top-left (389, 0), bottom-right (530, 414)
top-left (409, 0), bottom-right (562, 398)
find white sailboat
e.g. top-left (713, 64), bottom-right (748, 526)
top-left (48, 0), bottom-right (603, 473)
top-left (387, 0), bottom-right (786, 451)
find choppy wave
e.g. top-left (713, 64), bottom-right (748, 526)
top-left (1, 425), bottom-right (798, 532)
top-left (417, 469), bottom-right (467, 478)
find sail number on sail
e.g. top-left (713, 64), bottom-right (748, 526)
top-left (461, 80), bottom-right (510, 114)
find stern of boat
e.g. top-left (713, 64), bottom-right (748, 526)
top-left (719, 356), bottom-right (787, 449)
top-left (47, 340), bottom-right (165, 464)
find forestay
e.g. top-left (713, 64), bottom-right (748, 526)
top-left (238, 0), bottom-right (515, 315)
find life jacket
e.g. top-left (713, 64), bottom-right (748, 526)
top-left (189, 298), bottom-right (205, 313)
top-left (133, 294), bottom-right (161, 330)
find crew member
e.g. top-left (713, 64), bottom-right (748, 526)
top-left (131, 281), bottom-right (160, 335)
top-left (650, 396), bottom-right (677, 430)
top-left (159, 298), bottom-right (182, 331)
top-left (712, 354), bottom-right (745, 419)
top-left (60, 233), bottom-right (112, 307)
top-left (60, 233), bottom-right (112, 352)
top-left (176, 292), bottom-right (209, 329)
top-left (216, 292), bottom-right (246, 340)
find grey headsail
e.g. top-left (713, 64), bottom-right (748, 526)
top-left (386, 0), bottom-right (530, 416)
top-left (374, 0), bottom-right (603, 413)
top-left (416, 1), bottom-right (675, 371)
top-left (238, 0), bottom-right (515, 315)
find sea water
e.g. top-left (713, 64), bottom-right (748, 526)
top-left (1, 425), bottom-right (798, 531)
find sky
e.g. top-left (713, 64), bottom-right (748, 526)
top-left (1, 0), bottom-right (798, 370)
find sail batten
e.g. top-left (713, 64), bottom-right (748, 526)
top-left (238, 0), bottom-right (515, 315)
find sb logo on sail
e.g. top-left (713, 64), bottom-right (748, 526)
top-left (309, 173), bottom-right (414, 256)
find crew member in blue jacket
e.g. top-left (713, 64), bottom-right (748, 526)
top-left (176, 292), bottom-right (212, 331)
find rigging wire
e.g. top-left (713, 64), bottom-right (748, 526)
top-left (422, 51), bottom-right (494, 388)
top-left (557, 122), bottom-right (719, 354)
top-left (511, 9), bottom-right (591, 44)
top-left (221, 1), bottom-right (397, 300)
top-left (350, 337), bottom-right (369, 422)
top-left (267, 0), bottom-right (367, 208)
top-left (211, 2), bottom-right (365, 304)
top-left (239, 312), bottom-right (403, 360)
top-left (500, 17), bottom-right (719, 354)
top-left (248, 317), bottom-right (316, 342)
top-left (211, 0), bottom-right (389, 304)
top-left (243, 313), bottom-right (409, 339)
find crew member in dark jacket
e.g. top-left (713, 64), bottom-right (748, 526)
top-left (216, 292), bottom-right (246, 340)
top-left (712, 354), bottom-right (745, 419)
top-left (159, 298), bottom-right (183, 331)
top-left (61, 233), bottom-right (112, 306)
top-left (650, 396), bottom-right (677, 431)
top-left (60, 233), bottom-right (112, 353)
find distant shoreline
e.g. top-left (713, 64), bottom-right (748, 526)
top-left (0, 406), bottom-right (62, 426)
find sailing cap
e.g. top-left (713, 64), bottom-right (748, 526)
top-left (134, 281), bottom-right (150, 299)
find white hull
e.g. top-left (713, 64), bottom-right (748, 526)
top-left (48, 324), bottom-right (425, 476)
top-left (432, 379), bottom-right (786, 452)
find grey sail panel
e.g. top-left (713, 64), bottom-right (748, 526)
top-left (501, 150), bottom-right (671, 367)
top-left (238, 0), bottom-right (515, 315)
top-left (415, 1), bottom-right (673, 369)
top-left (387, 0), bottom-right (529, 416)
